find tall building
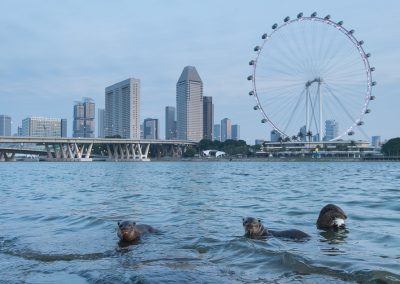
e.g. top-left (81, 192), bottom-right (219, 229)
top-left (21, 117), bottom-right (66, 137)
top-left (299, 125), bottom-right (307, 141)
top-left (371, 136), bottom-right (381, 148)
top-left (0, 115), bottom-right (12, 136)
top-left (203, 96), bottom-right (214, 140)
top-left (61, 119), bottom-right (68, 137)
top-left (325, 120), bottom-right (339, 141)
top-left (255, 139), bottom-right (265, 145)
top-left (232, 124), bottom-right (240, 140)
top-left (214, 124), bottom-right (221, 141)
top-left (105, 78), bottom-right (140, 139)
top-left (143, 118), bottom-right (159, 140)
top-left (221, 118), bottom-right (232, 142)
top-left (73, 97), bottom-right (95, 138)
top-left (271, 129), bottom-right (281, 142)
top-left (176, 66), bottom-right (203, 142)
top-left (98, 108), bottom-right (105, 138)
top-left (165, 106), bottom-right (176, 140)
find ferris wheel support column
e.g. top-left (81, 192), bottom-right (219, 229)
top-left (318, 79), bottom-right (322, 142)
top-left (306, 88), bottom-right (309, 136)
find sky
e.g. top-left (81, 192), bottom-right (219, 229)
top-left (0, 0), bottom-right (399, 144)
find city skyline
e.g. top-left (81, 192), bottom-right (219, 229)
top-left (0, 1), bottom-right (398, 143)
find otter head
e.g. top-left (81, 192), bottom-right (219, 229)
top-left (242, 217), bottom-right (267, 237)
top-left (317, 204), bottom-right (347, 230)
top-left (117, 221), bottom-right (140, 242)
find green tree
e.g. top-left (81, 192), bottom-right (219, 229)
top-left (381, 137), bottom-right (400, 156)
top-left (183, 147), bottom-right (196, 158)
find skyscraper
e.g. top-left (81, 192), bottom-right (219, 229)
top-left (165, 106), bottom-right (176, 140)
top-left (270, 130), bottom-right (281, 142)
top-left (0, 115), bottom-right (11, 136)
top-left (73, 97), bottom-right (95, 138)
top-left (214, 124), bottom-right (221, 141)
top-left (143, 118), bottom-right (159, 140)
top-left (371, 136), bottom-right (381, 148)
top-left (105, 78), bottom-right (140, 139)
top-left (221, 118), bottom-right (232, 142)
top-left (325, 120), bottom-right (339, 141)
top-left (61, 119), bottom-right (68, 137)
top-left (98, 108), bottom-right (105, 138)
top-left (21, 117), bottom-right (65, 137)
top-left (232, 124), bottom-right (240, 140)
top-left (176, 66), bottom-right (203, 142)
top-left (203, 96), bottom-right (214, 140)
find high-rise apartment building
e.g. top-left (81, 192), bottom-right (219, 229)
top-left (270, 130), bottom-right (281, 142)
top-left (165, 106), bottom-right (176, 140)
top-left (221, 118), bottom-right (232, 142)
top-left (176, 66), bottom-right (203, 142)
top-left (98, 108), bottom-right (105, 138)
top-left (232, 124), bottom-right (240, 140)
top-left (21, 117), bottom-right (66, 137)
top-left (73, 97), bottom-right (95, 138)
top-left (61, 119), bottom-right (68, 137)
top-left (105, 78), bottom-right (140, 139)
top-left (0, 115), bottom-right (12, 136)
top-left (214, 124), bottom-right (221, 141)
top-left (203, 96), bottom-right (214, 140)
top-left (371, 136), bottom-right (381, 148)
top-left (325, 120), bottom-right (339, 141)
top-left (143, 118), bottom-right (159, 140)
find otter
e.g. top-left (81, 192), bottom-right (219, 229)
top-left (316, 204), bottom-right (347, 230)
top-left (117, 221), bottom-right (158, 242)
top-left (242, 217), bottom-right (310, 240)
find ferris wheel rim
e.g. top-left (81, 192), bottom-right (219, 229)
top-left (249, 13), bottom-right (374, 141)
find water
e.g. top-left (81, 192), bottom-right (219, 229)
top-left (0, 161), bottom-right (399, 283)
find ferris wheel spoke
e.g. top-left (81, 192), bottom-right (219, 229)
top-left (283, 88), bottom-right (306, 133)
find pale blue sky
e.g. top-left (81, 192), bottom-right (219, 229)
top-left (0, 0), bottom-right (398, 143)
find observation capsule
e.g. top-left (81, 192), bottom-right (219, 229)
top-left (348, 29), bottom-right (355, 35)
top-left (272, 23), bottom-right (278, 29)
top-left (261, 118), bottom-right (268, 123)
top-left (297, 12), bottom-right (303, 18)
top-left (348, 131), bottom-right (355, 136)
top-left (249, 91), bottom-right (254, 96)
top-left (254, 46), bottom-right (260, 52)
top-left (337, 21), bottom-right (344, 26)
top-left (370, 67), bottom-right (375, 72)
top-left (284, 16), bottom-right (290, 22)
top-left (262, 33), bottom-right (268, 39)
top-left (366, 53), bottom-right (371, 58)
top-left (369, 95), bottom-right (376, 100)
top-left (357, 121), bottom-right (364, 126)
top-left (249, 60), bottom-right (255, 66)
top-left (247, 75), bottom-right (253, 81)
top-left (371, 81), bottom-right (377, 86)
top-left (358, 40), bottom-right (364, 45)
top-left (365, 109), bottom-right (371, 114)
top-left (311, 12), bottom-right (317, 17)
top-left (324, 15), bottom-right (331, 20)
top-left (253, 105), bottom-right (259, 110)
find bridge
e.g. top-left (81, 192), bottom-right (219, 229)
top-left (0, 137), bottom-right (196, 162)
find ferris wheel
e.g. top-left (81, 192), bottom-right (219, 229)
top-left (248, 12), bottom-right (376, 142)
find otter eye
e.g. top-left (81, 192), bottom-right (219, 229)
top-left (258, 219), bottom-right (261, 223)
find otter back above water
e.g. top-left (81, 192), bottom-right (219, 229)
top-left (0, 162), bottom-right (399, 283)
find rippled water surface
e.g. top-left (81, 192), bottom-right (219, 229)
top-left (1, 161), bottom-right (399, 283)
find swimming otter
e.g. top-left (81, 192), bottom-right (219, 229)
top-left (316, 204), bottom-right (347, 230)
top-left (117, 221), bottom-right (158, 242)
top-left (242, 217), bottom-right (310, 240)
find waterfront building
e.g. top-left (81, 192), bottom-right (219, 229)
top-left (203, 96), bottom-right (214, 140)
top-left (176, 66), bottom-right (203, 142)
top-left (73, 97), bottom-right (95, 138)
top-left (165, 106), bottom-right (177, 140)
top-left (255, 139), bottom-right (265, 145)
top-left (144, 118), bottom-right (159, 140)
top-left (0, 115), bottom-right (11, 136)
top-left (270, 129), bottom-right (281, 142)
top-left (61, 119), bottom-right (68, 137)
top-left (105, 78), bottom-right (140, 139)
top-left (21, 117), bottom-right (66, 137)
top-left (98, 108), bottom-right (105, 138)
top-left (371, 136), bottom-right (381, 148)
top-left (221, 118), bottom-right (232, 142)
top-left (214, 124), bottom-right (221, 141)
top-left (232, 124), bottom-right (240, 140)
top-left (325, 120), bottom-right (339, 141)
